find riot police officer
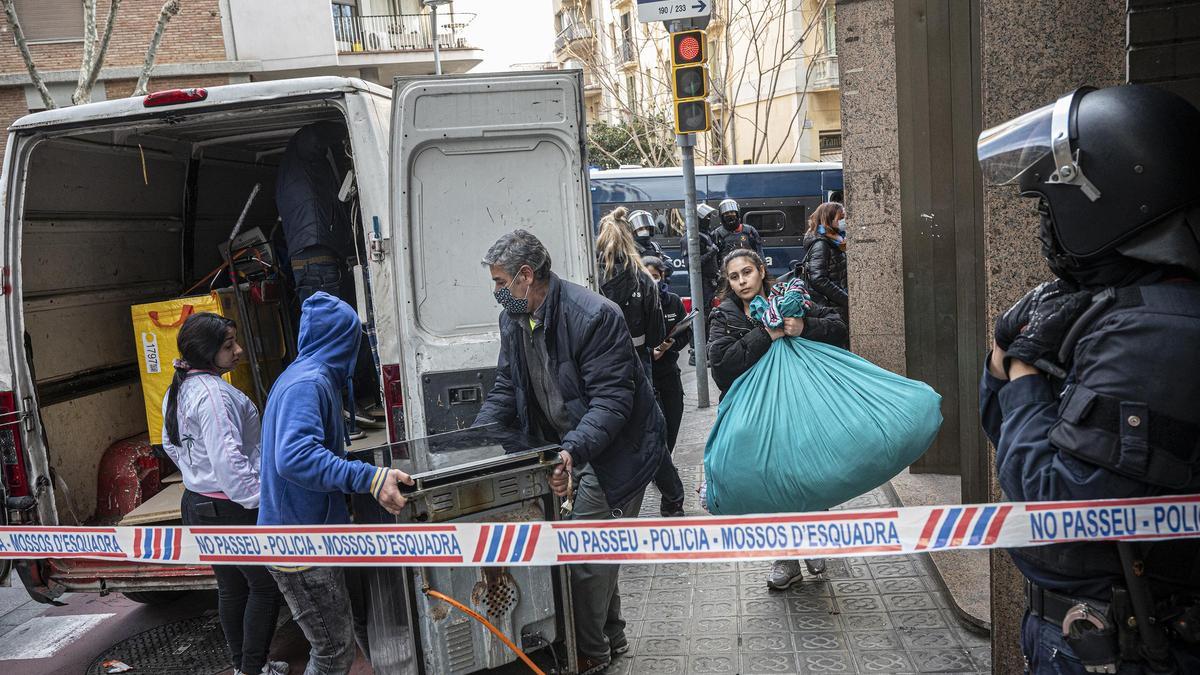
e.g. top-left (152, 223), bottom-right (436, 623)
top-left (629, 209), bottom-right (665, 259)
top-left (711, 198), bottom-right (764, 259)
top-left (978, 84), bottom-right (1200, 673)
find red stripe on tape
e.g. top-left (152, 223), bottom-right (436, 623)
top-left (951, 507), bottom-right (977, 548)
top-left (558, 545), bottom-right (904, 562)
top-left (914, 509), bottom-right (942, 551)
top-left (522, 525), bottom-right (541, 563)
top-left (472, 526), bottom-right (490, 564)
top-left (188, 525), bottom-right (458, 534)
top-left (984, 505), bottom-right (1012, 545)
top-left (553, 511), bottom-right (900, 529)
top-left (497, 525), bottom-right (516, 562)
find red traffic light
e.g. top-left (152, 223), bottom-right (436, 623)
top-left (671, 30), bottom-right (706, 67)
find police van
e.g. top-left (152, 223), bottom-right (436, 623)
top-left (0, 74), bottom-right (594, 605)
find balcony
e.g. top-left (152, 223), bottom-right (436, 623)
top-left (334, 13), bottom-right (475, 54)
top-left (808, 53), bottom-right (839, 91)
top-left (555, 17), bottom-right (597, 54)
top-left (617, 41), bottom-right (637, 67)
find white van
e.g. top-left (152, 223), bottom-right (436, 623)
top-left (0, 74), bottom-right (594, 603)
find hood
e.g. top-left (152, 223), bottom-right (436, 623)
top-left (296, 292), bottom-right (360, 380)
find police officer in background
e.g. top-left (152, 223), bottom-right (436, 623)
top-left (629, 210), bottom-right (665, 260)
top-left (711, 198), bottom-right (764, 260)
top-left (978, 84), bottom-right (1200, 673)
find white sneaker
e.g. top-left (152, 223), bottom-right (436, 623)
top-left (235, 661), bottom-right (289, 675)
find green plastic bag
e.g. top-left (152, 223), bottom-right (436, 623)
top-left (704, 338), bottom-right (942, 515)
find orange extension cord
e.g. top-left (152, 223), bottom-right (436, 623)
top-left (423, 587), bottom-right (547, 675)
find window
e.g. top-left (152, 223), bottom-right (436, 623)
top-left (823, 3), bottom-right (837, 54)
top-left (819, 130), bottom-right (843, 161)
top-left (744, 210), bottom-right (788, 235)
top-left (13, 0), bottom-right (84, 42)
top-left (626, 75), bottom-right (636, 112)
top-left (620, 12), bottom-right (634, 62)
top-left (332, 2), bottom-right (357, 45)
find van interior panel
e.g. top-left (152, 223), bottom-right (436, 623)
top-left (18, 103), bottom-right (353, 525)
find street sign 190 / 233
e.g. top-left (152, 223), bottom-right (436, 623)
top-left (637, 0), bottom-right (710, 23)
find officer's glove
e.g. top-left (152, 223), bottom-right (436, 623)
top-left (994, 279), bottom-right (1076, 351)
top-left (1005, 290), bottom-right (1092, 377)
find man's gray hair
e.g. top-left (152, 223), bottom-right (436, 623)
top-left (481, 229), bottom-right (553, 280)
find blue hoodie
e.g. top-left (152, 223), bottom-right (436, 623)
top-left (257, 292), bottom-right (388, 526)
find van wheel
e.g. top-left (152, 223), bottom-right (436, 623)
top-left (122, 590), bottom-right (188, 605)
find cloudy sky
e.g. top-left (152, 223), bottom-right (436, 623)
top-left (453, 0), bottom-right (556, 71)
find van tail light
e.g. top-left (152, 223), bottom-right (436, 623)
top-left (0, 392), bottom-right (30, 498)
top-left (381, 364), bottom-right (405, 444)
top-left (143, 88), bottom-right (208, 107)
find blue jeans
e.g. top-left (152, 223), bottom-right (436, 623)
top-left (1021, 611), bottom-right (1200, 674)
top-left (270, 566), bottom-right (370, 675)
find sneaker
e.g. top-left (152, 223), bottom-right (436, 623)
top-left (355, 409), bottom-right (386, 429)
top-left (660, 500), bottom-right (685, 518)
top-left (610, 634), bottom-right (630, 656)
top-left (578, 653), bottom-right (612, 674)
top-left (348, 428), bottom-right (367, 441)
top-left (805, 558), bottom-right (827, 576)
top-left (235, 662), bottom-right (289, 675)
top-left (766, 559), bottom-right (804, 590)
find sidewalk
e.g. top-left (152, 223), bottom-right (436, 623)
top-left (599, 363), bottom-right (991, 674)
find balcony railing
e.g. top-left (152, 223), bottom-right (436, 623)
top-left (554, 17), bottom-right (596, 53)
top-left (808, 53), bottom-right (839, 91)
top-left (334, 13), bottom-right (474, 54)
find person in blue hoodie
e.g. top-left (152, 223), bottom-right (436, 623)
top-left (258, 291), bottom-right (411, 675)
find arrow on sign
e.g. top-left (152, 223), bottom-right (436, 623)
top-left (692, 0), bottom-right (707, 12)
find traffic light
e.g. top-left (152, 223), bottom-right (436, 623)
top-left (670, 30), bottom-right (710, 134)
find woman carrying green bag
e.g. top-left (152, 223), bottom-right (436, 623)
top-left (707, 248), bottom-right (847, 590)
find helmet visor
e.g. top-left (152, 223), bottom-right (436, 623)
top-left (977, 101), bottom-right (1054, 186)
top-left (629, 211), bottom-right (656, 233)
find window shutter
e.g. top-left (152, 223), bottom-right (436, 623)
top-left (13, 0), bottom-right (85, 42)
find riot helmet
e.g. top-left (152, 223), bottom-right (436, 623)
top-left (978, 84), bottom-right (1200, 262)
top-left (697, 203), bottom-right (717, 223)
top-left (629, 210), bottom-right (657, 240)
top-left (718, 198), bottom-right (740, 230)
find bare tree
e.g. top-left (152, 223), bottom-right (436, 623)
top-left (74, 0), bottom-right (123, 104)
top-left (562, 15), bottom-right (720, 167)
top-left (134, 0), bottom-right (182, 96)
top-left (2, 0), bottom-right (181, 109)
top-left (2, 0), bottom-right (54, 109)
top-left (710, 0), bottom-right (831, 164)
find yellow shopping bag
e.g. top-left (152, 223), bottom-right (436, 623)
top-left (130, 294), bottom-right (225, 445)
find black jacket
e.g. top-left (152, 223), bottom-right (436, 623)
top-left (707, 294), bottom-right (848, 396)
top-left (276, 122), bottom-right (354, 258)
top-left (475, 274), bottom-right (665, 509)
top-left (652, 288), bottom-right (691, 382)
top-left (712, 223), bottom-right (764, 260)
top-left (802, 234), bottom-right (849, 314)
top-left (681, 230), bottom-right (721, 293)
top-left (599, 257), bottom-right (665, 351)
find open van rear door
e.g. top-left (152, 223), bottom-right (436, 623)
top-left (388, 72), bottom-right (594, 467)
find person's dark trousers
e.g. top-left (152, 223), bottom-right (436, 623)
top-left (269, 566), bottom-right (370, 675)
top-left (181, 490), bottom-right (280, 675)
top-left (652, 378), bottom-right (685, 509)
top-left (291, 250), bottom-right (379, 411)
top-left (1021, 611), bottom-right (1200, 673)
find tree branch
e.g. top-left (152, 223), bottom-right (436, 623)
top-left (133, 0), bottom-right (180, 96)
top-left (2, 0), bottom-right (54, 109)
top-left (72, 0), bottom-right (97, 104)
top-left (77, 0), bottom-right (121, 105)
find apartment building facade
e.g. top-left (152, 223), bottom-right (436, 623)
top-left (0, 0), bottom-right (481, 148)
top-left (552, 0), bottom-right (840, 166)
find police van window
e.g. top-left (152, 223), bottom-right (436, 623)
top-left (744, 210), bottom-right (787, 234)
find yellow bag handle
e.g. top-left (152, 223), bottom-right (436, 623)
top-left (148, 304), bottom-right (195, 329)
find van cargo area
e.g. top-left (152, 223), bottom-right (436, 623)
top-left (14, 99), bottom-right (384, 534)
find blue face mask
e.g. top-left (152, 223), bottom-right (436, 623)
top-left (837, 218), bottom-right (847, 235)
top-left (493, 270), bottom-right (531, 315)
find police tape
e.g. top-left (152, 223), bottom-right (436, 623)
top-left (2, 494), bottom-right (1199, 567)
